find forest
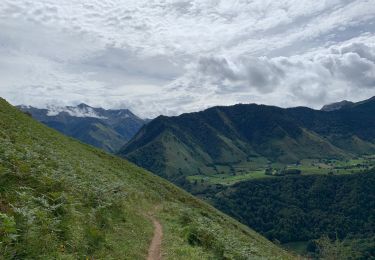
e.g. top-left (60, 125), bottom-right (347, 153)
top-left (197, 170), bottom-right (375, 258)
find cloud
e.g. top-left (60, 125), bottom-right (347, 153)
top-left (0, 0), bottom-right (374, 117)
top-left (163, 37), bottom-right (375, 114)
top-left (192, 56), bottom-right (285, 94)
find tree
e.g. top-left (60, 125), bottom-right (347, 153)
top-left (265, 168), bottom-right (273, 175)
top-left (316, 235), bottom-right (357, 260)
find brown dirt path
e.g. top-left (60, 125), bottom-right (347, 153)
top-left (147, 216), bottom-right (163, 260)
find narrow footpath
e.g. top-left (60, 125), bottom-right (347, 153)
top-left (147, 216), bottom-right (163, 260)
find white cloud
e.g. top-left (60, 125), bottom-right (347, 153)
top-left (0, 0), bottom-right (374, 117)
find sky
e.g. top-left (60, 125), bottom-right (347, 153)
top-left (0, 0), bottom-right (375, 118)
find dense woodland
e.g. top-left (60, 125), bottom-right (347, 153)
top-left (194, 171), bottom-right (375, 258)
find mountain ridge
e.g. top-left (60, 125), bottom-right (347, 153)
top-left (18, 104), bottom-right (147, 153)
top-left (119, 96), bottom-right (375, 182)
top-left (321, 100), bottom-right (354, 111)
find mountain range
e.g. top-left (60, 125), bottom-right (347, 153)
top-left (119, 97), bottom-right (375, 182)
top-left (18, 103), bottom-right (147, 153)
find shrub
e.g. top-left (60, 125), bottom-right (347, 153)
top-left (0, 212), bottom-right (18, 257)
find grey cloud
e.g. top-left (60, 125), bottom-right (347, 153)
top-left (198, 57), bottom-right (237, 81)
top-left (337, 53), bottom-right (375, 88)
top-left (195, 56), bottom-right (285, 93)
top-left (340, 43), bottom-right (375, 62)
top-left (243, 58), bottom-right (285, 93)
top-left (85, 47), bottom-right (184, 81)
top-left (320, 43), bottom-right (375, 88)
top-left (172, 40), bottom-right (375, 113)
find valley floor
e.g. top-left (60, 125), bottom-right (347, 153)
top-left (187, 155), bottom-right (375, 186)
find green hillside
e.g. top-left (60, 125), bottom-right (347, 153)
top-left (119, 98), bottom-right (375, 184)
top-left (0, 98), bottom-right (293, 259)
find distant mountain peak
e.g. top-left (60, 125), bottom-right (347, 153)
top-left (45, 104), bottom-right (107, 119)
top-left (321, 100), bottom-right (354, 112)
top-left (77, 103), bottom-right (91, 108)
top-left (17, 103), bottom-right (147, 153)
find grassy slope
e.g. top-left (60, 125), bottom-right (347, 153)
top-left (89, 122), bottom-right (127, 152)
top-left (124, 126), bottom-right (350, 183)
top-left (0, 99), bottom-right (293, 259)
top-left (120, 104), bottom-right (363, 182)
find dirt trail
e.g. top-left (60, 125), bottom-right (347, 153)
top-left (147, 216), bottom-right (163, 260)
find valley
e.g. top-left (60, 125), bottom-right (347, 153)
top-left (120, 96), bottom-right (375, 186)
top-left (119, 97), bottom-right (375, 259)
top-left (186, 155), bottom-right (375, 186)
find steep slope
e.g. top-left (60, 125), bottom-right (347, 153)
top-left (0, 98), bottom-right (292, 259)
top-left (18, 104), bottom-right (146, 153)
top-left (119, 97), bottom-right (375, 182)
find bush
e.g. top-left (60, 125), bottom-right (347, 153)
top-left (283, 169), bottom-right (302, 175)
top-left (0, 212), bottom-right (17, 239)
top-left (0, 212), bottom-right (18, 257)
top-left (316, 235), bottom-right (358, 260)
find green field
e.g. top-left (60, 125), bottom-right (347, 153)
top-left (188, 170), bottom-right (272, 185)
top-left (187, 156), bottom-right (375, 186)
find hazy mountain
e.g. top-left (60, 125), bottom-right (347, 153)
top-left (321, 100), bottom-right (354, 111)
top-left (18, 103), bottom-right (147, 153)
top-left (118, 96), bottom-right (375, 182)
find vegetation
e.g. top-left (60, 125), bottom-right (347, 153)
top-left (116, 97), bottom-right (375, 258)
top-left (119, 97), bottom-right (375, 184)
top-left (198, 172), bottom-right (375, 259)
top-left (184, 157), bottom-right (375, 186)
top-left (314, 235), bottom-right (362, 260)
top-left (0, 99), bottom-right (292, 259)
